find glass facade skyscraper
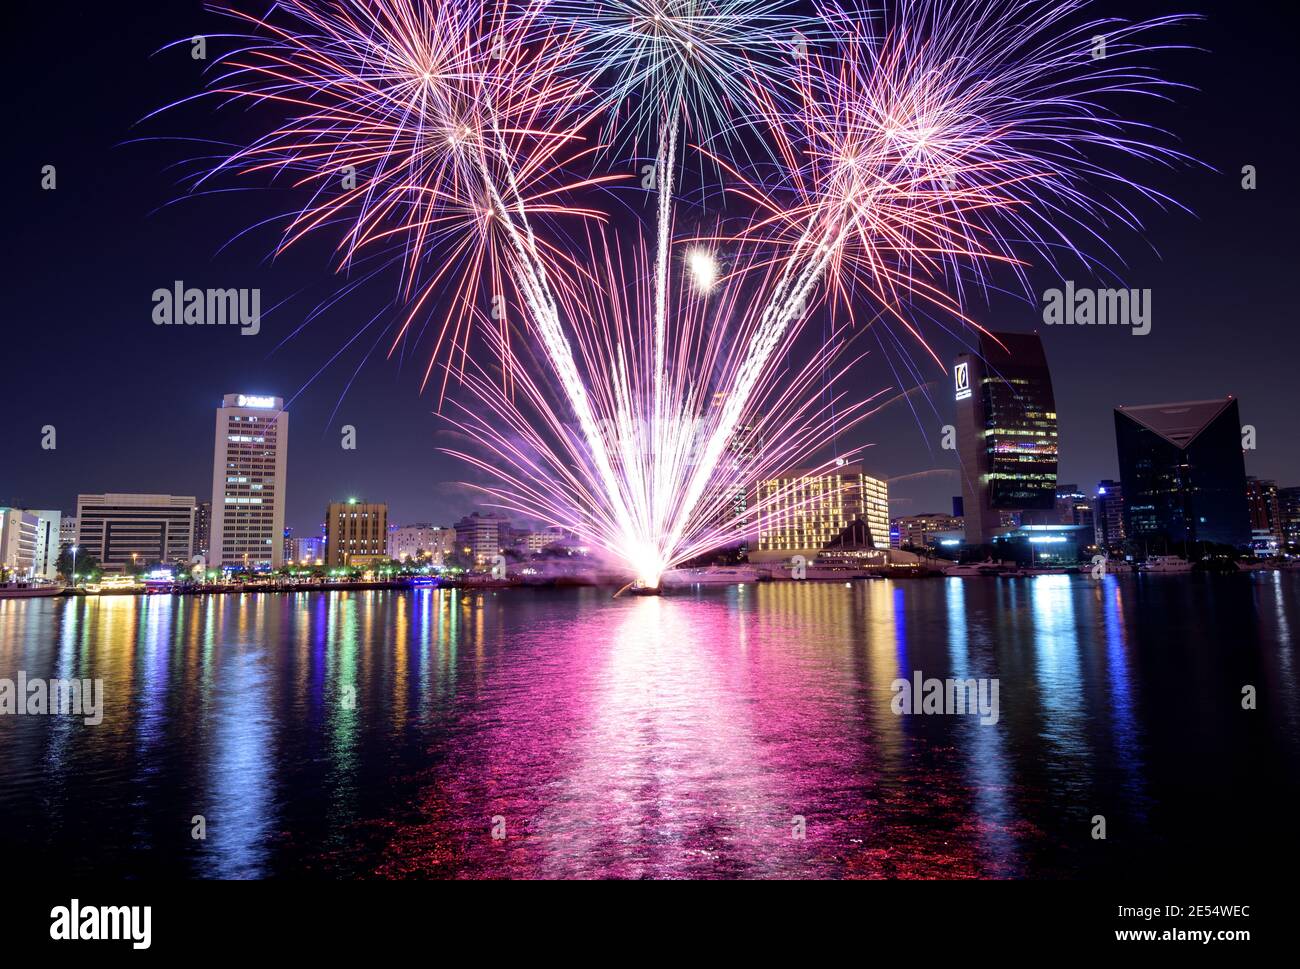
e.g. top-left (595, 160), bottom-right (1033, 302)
top-left (954, 331), bottom-right (1059, 545)
top-left (1113, 397), bottom-right (1250, 551)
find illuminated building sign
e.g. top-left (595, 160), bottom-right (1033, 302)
top-left (236, 395), bottom-right (276, 409)
top-left (954, 362), bottom-right (971, 401)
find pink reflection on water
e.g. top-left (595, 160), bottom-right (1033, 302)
top-left (377, 584), bottom-right (1018, 879)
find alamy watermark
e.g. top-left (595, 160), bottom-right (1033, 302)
top-left (1042, 282), bottom-right (1151, 336)
top-left (50, 900), bottom-right (150, 950)
top-left (890, 671), bottom-right (1000, 725)
top-left (0, 672), bottom-right (103, 725)
top-left (152, 281), bottom-right (261, 336)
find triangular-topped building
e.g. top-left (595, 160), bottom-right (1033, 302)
top-left (1114, 397), bottom-right (1250, 550)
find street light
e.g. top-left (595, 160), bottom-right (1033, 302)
top-left (70, 546), bottom-right (79, 588)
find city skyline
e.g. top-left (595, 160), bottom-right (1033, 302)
top-left (2, 1), bottom-right (1297, 535)
top-left (2, 0), bottom-right (1297, 914)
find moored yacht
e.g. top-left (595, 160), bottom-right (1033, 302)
top-left (0, 580), bottom-right (64, 599)
top-left (661, 565), bottom-right (760, 587)
top-left (943, 559), bottom-right (1001, 577)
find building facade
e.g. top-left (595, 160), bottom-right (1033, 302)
top-left (1114, 397), bottom-right (1250, 551)
top-left (325, 501), bottom-right (388, 567)
top-left (753, 462), bottom-right (889, 562)
top-left (193, 500), bottom-right (211, 560)
top-left (954, 332), bottom-right (1059, 545)
top-left (1245, 477), bottom-right (1282, 543)
top-left (1055, 484), bottom-right (1094, 534)
top-left (1093, 480), bottom-right (1125, 553)
top-left (59, 516), bottom-right (78, 549)
top-left (293, 536), bottom-right (326, 565)
top-left (387, 523), bottom-right (457, 563)
top-left (1278, 486), bottom-right (1300, 552)
top-left (28, 510), bottom-right (62, 579)
top-left (892, 513), bottom-right (964, 551)
top-left (209, 394), bottom-right (289, 570)
top-left (454, 511), bottom-right (511, 567)
top-left (0, 508), bottom-right (39, 578)
top-left (512, 530), bottom-right (562, 556)
top-left (75, 494), bottom-right (196, 573)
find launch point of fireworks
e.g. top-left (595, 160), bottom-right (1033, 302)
top-left (179, 0), bottom-right (1195, 587)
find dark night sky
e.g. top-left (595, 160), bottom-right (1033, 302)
top-left (3, 0), bottom-right (1297, 535)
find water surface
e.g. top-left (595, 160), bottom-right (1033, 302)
top-left (1, 574), bottom-right (1296, 879)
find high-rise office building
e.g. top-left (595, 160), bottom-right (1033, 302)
top-left (753, 462), bottom-right (889, 561)
top-left (1278, 486), bottom-right (1300, 552)
top-left (325, 500), bottom-right (388, 567)
top-left (1114, 397), bottom-right (1250, 551)
top-left (954, 331), bottom-right (1059, 545)
top-left (210, 394), bottom-right (289, 570)
top-left (1093, 480), bottom-right (1125, 552)
top-left (75, 494), bottom-right (196, 573)
top-left (1055, 484), bottom-right (1094, 533)
top-left (59, 516), bottom-right (78, 549)
top-left (708, 393), bottom-right (762, 552)
top-left (193, 500), bottom-right (211, 560)
top-left (1245, 477), bottom-right (1282, 543)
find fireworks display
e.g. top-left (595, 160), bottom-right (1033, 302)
top-left (184, 0), bottom-right (1192, 588)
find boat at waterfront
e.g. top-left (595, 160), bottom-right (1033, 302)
top-left (661, 566), bottom-right (761, 587)
top-left (85, 575), bottom-right (144, 594)
top-left (1139, 555), bottom-right (1194, 573)
top-left (943, 559), bottom-right (1003, 577)
top-left (0, 580), bottom-right (64, 599)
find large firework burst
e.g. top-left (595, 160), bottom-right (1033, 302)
top-left (178, 0), bottom-right (1194, 587)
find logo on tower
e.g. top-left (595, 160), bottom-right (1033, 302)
top-left (954, 362), bottom-right (971, 401)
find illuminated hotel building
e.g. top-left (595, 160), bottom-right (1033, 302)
top-left (954, 332), bottom-right (1059, 545)
top-left (209, 394), bottom-right (289, 570)
top-left (753, 462), bottom-right (889, 562)
top-left (74, 494), bottom-right (196, 573)
top-left (325, 500), bottom-right (388, 567)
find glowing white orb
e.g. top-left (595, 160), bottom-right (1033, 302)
top-left (686, 248), bottom-right (718, 293)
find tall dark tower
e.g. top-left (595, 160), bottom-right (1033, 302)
top-left (954, 332), bottom-right (1059, 545)
top-left (1114, 397), bottom-right (1250, 550)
